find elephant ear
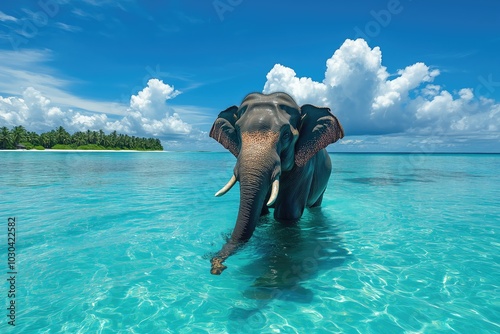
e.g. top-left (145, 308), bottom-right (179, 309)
top-left (210, 106), bottom-right (240, 157)
top-left (295, 104), bottom-right (344, 167)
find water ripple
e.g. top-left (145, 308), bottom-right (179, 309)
top-left (0, 152), bottom-right (498, 333)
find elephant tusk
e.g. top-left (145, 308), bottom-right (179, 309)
top-left (266, 179), bottom-right (280, 206)
top-left (215, 175), bottom-right (237, 197)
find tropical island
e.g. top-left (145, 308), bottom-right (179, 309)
top-left (0, 126), bottom-right (163, 151)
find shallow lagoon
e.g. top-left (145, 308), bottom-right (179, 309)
top-left (0, 152), bottom-right (498, 333)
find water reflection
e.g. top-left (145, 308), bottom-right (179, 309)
top-left (227, 208), bottom-right (350, 330)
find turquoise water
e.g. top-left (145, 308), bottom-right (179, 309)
top-left (0, 151), bottom-right (499, 333)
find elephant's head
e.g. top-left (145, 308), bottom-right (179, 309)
top-left (209, 92), bottom-right (343, 274)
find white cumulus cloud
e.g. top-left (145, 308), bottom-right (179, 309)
top-left (118, 79), bottom-right (192, 136)
top-left (129, 78), bottom-right (180, 119)
top-left (263, 38), bottom-right (500, 142)
top-left (0, 79), bottom-right (198, 142)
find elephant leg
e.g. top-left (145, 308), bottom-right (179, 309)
top-left (310, 191), bottom-right (324, 207)
top-left (274, 202), bottom-right (305, 224)
top-left (274, 164), bottom-right (313, 223)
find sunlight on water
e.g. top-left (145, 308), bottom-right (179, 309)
top-left (0, 152), bottom-right (499, 333)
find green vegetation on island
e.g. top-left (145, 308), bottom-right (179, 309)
top-left (0, 126), bottom-right (163, 151)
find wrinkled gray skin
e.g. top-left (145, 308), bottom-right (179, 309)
top-left (209, 92), bottom-right (344, 275)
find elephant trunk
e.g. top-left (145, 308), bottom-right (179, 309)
top-left (211, 132), bottom-right (280, 275)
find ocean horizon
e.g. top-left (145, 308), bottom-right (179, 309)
top-left (0, 151), bottom-right (498, 333)
top-left (2, 149), bottom-right (499, 154)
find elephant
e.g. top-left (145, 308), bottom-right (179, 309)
top-left (209, 92), bottom-right (344, 275)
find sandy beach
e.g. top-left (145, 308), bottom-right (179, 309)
top-left (0, 149), bottom-right (167, 153)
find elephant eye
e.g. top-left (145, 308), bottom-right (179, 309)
top-left (237, 106), bottom-right (248, 118)
top-left (282, 130), bottom-right (291, 141)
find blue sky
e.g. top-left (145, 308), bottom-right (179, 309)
top-left (0, 0), bottom-right (499, 152)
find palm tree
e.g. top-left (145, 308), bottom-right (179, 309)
top-left (37, 130), bottom-right (58, 148)
top-left (86, 130), bottom-right (93, 144)
top-left (109, 130), bottom-right (118, 148)
top-left (27, 131), bottom-right (40, 146)
top-left (56, 126), bottom-right (70, 145)
top-left (2, 125), bottom-right (162, 150)
top-left (11, 125), bottom-right (27, 146)
top-left (0, 127), bottom-right (12, 149)
top-left (117, 134), bottom-right (126, 149)
top-left (97, 130), bottom-right (106, 147)
top-left (39, 133), bottom-right (51, 148)
top-left (71, 131), bottom-right (87, 147)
